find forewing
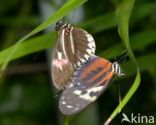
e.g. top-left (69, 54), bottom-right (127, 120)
top-left (62, 26), bottom-right (96, 67)
top-left (51, 30), bottom-right (74, 90)
top-left (51, 25), bottom-right (96, 90)
top-left (72, 27), bottom-right (96, 61)
top-left (59, 56), bottom-right (114, 115)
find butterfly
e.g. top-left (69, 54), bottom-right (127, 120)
top-left (59, 56), bottom-right (124, 115)
top-left (51, 20), bottom-right (96, 90)
top-left (51, 20), bottom-right (124, 115)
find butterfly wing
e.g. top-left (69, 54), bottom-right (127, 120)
top-left (68, 27), bottom-right (96, 66)
top-left (51, 29), bottom-right (74, 90)
top-left (60, 25), bottom-right (96, 67)
top-left (59, 56), bottom-right (114, 115)
top-left (52, 24), bottom-right (96, 90)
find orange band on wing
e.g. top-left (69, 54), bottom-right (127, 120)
top-left (80, 57), bottom-right (113, 85)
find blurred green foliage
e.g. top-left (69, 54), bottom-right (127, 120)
top-left (0, 0), bottom-right (156, 125)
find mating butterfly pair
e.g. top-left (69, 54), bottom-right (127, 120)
top-left (51, 20), bottom-right (123, 115)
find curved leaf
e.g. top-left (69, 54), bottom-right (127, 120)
top-left (0, 0), bottom-right (87, 75)
top-left (0, 2), bottom-right (155, 67)
top-left (104, 0), bottom-right (141, 124)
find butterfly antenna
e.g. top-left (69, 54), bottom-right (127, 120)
top-left (116, 49), bottom-right (129, 63)
top-left (118, 82), bottom-right (121, 113)
top-left (62, 17), bottom-right (66, 22)
top-left (33, 52), bottom-right (41, 61)
top-left (72, 9), bottom-right (77, 24)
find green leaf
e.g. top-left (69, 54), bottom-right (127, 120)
top-left (100, 30), bottom-right (156, 59)
top-left (80, 12), bottom-right (116, 33)
top-left (0, 2), bottom-right (155, 68)
top-left (0, 33), bottom-right (56, 64)
top-left (123, 53), bottom-right (156, 76)
top-left (0, 28), bottom-right (155, 65)
top-left (104, 0), bottom-right (141, 124)
top-left (80, 2), bottom-right (156, 34)
top-left (0, 0), bottom-right (87, 75)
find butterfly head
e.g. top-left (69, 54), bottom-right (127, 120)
top-left (112, 62), bottom-right (124, 77)
top-left (55, 18), bottom-right (72, 31)
top-left (55, 20), bottom-right (66, 31)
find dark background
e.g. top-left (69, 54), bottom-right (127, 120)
top-left (0, 0), bottom-right (155, 125)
